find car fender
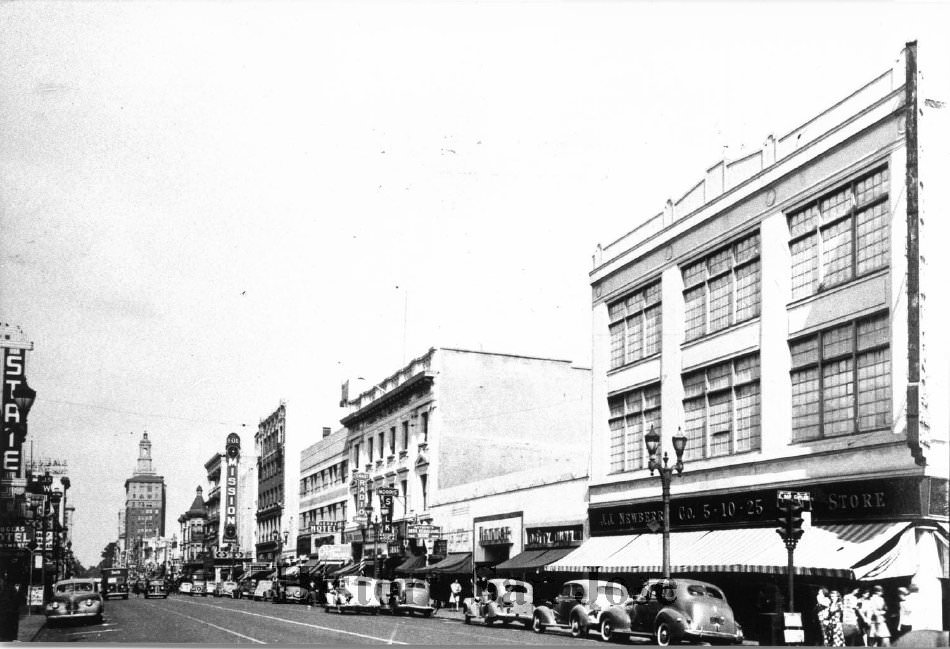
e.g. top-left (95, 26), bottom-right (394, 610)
top-left (600, 605), bottom-right (632, 631)
top-left (655, 609), bottom-right (687, 642)
top-left (570, 603), bottom-right (592, 627)
top-left (486, 601), bottom-right (502, 618)
top-left (533, 604), bottom-right (556, 625)
top-left (461, 598), bottom-right (478, 616)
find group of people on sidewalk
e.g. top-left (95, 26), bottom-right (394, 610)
top-left (815, 584), bottom-right (919, 647)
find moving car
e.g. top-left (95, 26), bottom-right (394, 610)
top-left (464, 579), bottom-right (533, 627)
top-left (625, 578), bottom-right (744, 646)
top-left (178, 581), bottom-right (193, 595)
top-left (45, 579), bottom-right (104, 624)
top-left (253, 579), bottom-right (275, 601)
top-left (146, 579), bottom-right (168, 599)
top-left (386, 578), bottom-right (435, 617)
top-left (213, 581), bottom-right (239, 598)
top-left (531, 579), bottom-right (633, 640)
top-left (324, 576), bottom-right (381, 614)
top-left (100, 567), bottom-right (129, 600)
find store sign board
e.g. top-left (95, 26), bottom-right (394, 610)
top-left (1, 348), bottom-right (27, 474)
top-left (478, 526), bottom-right (512, 546)
top-left (590, 477), bottom-right (928, 536)
top-left (318, 544), bottom-right (352, 562)
top-left (407, 524), bottom-right (441, 540)
top-left (0, 524), bottom-right (31, 550)
top-left (525, 524), bottom-right (584, 549)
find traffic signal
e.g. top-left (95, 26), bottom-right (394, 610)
top-left (776, 500), bottom-right (805, 541)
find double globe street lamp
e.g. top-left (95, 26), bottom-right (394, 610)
top-left (644, 425), bottom-right (688, 582)
top-left (271, 530), bottom-right (288, 580)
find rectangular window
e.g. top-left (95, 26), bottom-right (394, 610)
top-left (367, 439), bottom-right (373, 463)
top-left (787, 165), bottom-right (889, 300)
top-left (790, 311), bottom-right (891, 441)
top-left (420, 412), bottom-right (429, 442)
top-left (401, 422), bottom-right (409, 450)
top-left (607, 280), bottom-right (662, 370)
top-left (680, 353), bottom-right (761, 461)
top-left (377, 433), bottom-right (384, 459)
top-left (607, 383), bottom-right (661, 473)
top-left (389, 427), bottom-right (396, 455)
top-left (681, 232), bottom-right (761, 341)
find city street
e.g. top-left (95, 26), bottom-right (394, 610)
top-left (33, 594), bottom-right (640, 645)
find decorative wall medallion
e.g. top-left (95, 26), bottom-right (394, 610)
top-left (766, 189), bottom-right (776, 207)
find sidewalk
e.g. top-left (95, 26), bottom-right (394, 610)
top-left (16, 607), bottom-right (46, 642)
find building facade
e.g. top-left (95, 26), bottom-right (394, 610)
top-left (566, 42), bottom-right (948, 640)
top-left (123, 433), bottom-right (167, 553)
top-left (298, 427), bottom-right (349, 562)
top-left (204, 453), bottom-right (222, 551)
top-left (178, 486), bottom-right (208, 572)
top-left (255, 402), bottom-right (300, 565)
top-left (339, 347), bottom-right (591, 576)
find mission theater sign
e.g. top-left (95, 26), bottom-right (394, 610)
top-left (590, 476), bottom-right (940, 536)
top-left (222, 433), bottom-right (241, 543)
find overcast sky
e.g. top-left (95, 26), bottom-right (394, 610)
top-left (1, 1), bottom-right (946, 568)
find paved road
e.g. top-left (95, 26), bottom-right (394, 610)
top-left (34, 593), bottom-right (638, 644)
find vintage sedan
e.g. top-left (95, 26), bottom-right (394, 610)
top-left (532, 579), bottom-right (633, 640)
top-left (324, 576), bottom-right (381, 614)
top-left (178, 580), bottom-right (193, 595)
top-left (386, 578), bottom-right (435, 617)
top-left (145, 579), bottom-right (168, 599)
top-left (270, 579), bottom-right (309, 604)
top-left (234, 578), bottom-right (256, 599)
top-left (213, 581), bottom-right (239, 598)
top-left (625, 578), bottom-right (743, 646)
top-left (45, 579), bottom-right (104, 625)
top-left (464, 579), bottom-right (533, 627)
top-left (191, 577), bottom-right (208, 597)
top-left (253, 579), bottom-right (275, 601)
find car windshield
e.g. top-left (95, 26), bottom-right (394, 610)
top-left (57, 583), bottom-right (94, 593)
top-left (406, 582), bottom-right (426, 589)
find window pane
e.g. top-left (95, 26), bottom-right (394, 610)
top-left (642, 282), bottom-right (661, 307)
top-left (643, 306), bottom-right (662, 356)
top-left (707, 392), bottom-right (732, 457)
top-left (625, 391), bottom-right (642, 415)
top-left (821, 217), bottom-right (854, 287)
top-left (857, 313), bottom-right (889, 351)
top-left (625, 314), bottom-right (643, 364)
top-left (608, 396), bottom-right (625, 419)
top-left (790, 235), bottom-right (818, 300)
top-left (857, 348), bottom-right (891, 431)
top-left (642, 385), bottom-right (661, 411)
top-left (791, 367), bottom-right (820, 442)
top-left (820, 185), bottom-right (853, 222)
top-left (608, 300), bottom-right (626, 322)
top-left (682, 398), bottom-right (706, 461)
top-left (624, 414), bottom-right (643, 470)
top-left (854, 167), bottom-right (888, 206)
top-left (609, 322), bottom-right (625, 369)
top-left (684, 286), bottom-right (706, 341)
top-left (856, 202), bottom-right (889, 275)
top-left (735, 260), bottom-right (761, 322)
top-left (682, 261), bottom-right (706, 288)
top-left (609, 418), bottom-right (625, 473)
top-left (682, 371), bottom-right (706, 399)
top-left (822, 358), bottom-right (855, 437)
top-left (791, 336), bottom-right (819, 368)
top-left (706, 361), bottom-right (732, 392)
top-left (735, 233), bottom-right (760, 264)
top-left (789, 205), bottom-right (819, 239)
top-left (735, 383), bottom-right (761, 452)
top-left (625, 291), bottom-right (645, 313)
top-left (707, 247), bottom-right (733, 276)
top-left (734, 354), bottom-right (761, 385)
top-left (822, 323), bottom-right (854, 359)
top-left (707, 275), bottom-right (733, 332)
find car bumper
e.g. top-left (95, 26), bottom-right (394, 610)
top-left (682, 629), bottom-right (743, 644)
top-left (46, 609), bottom-right (101, 619)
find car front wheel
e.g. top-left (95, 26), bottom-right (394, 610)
top-left (655, 621), bottom-right (673, 647)
top-left (570, 614), bottom-right (588, 639)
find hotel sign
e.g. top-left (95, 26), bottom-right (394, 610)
top-left (525, 524), bottom-right (584, 549)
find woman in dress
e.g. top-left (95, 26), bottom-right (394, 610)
top-left (828, 590), bottom-right (846, 647)
top-left (867, 585), bottom-right (891, 647)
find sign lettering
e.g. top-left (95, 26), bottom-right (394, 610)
top-left (1, 348), bottom-right (26, 474)
top-left (525, 524), bottom-right (584, 549)
top-left (222, 435), bottom-right (240, 543)
top-left (478, 526), bottom-right (512, 545)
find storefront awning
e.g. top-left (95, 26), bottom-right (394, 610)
top-left (394, 554), bottom-right (427, 574)
top-left (413, 552), bottom-right (472, 575)
top-left (330, 561), bottom-right (362, 578)
top-left (281, 565), bottom-right (301, 579)
top-left (494, 547), bottom-right (576, 572)
top-left (547, 522), bottom-right (914, 579)
top-left (300, 558), bottom-right (320, 570)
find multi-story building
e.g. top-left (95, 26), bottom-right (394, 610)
top-left (555, 42), bottom-right (948, 641)
top-left (255, 402), bottom-right (301, 565)
top-left (178, 486), bottom-right (208, 574)
top-left (124, 433), bottom-right (166, 553)
top-left (298, 427), bottom-right (349, 567)
top-left (339, 347), bottom-right (590, 578)
top-left (237, 445), bottom-right (258, 559)
top-left (204, 453), bottom-right (222, 550)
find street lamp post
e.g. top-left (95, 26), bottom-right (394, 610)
top-left (50, 489), bottom-right (63, 581)
top-left (39, 471), bottom-right (54, 600)
top-left (644, 426), bottom-right (688, 581)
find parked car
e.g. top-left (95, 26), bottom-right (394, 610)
top-left (268, 579), bottom-right (309, 604)
top-left (234, 578), bottom-right (256, 599)
top-left (531, 579), bottom-right (632, 640)
top-left (325, 576), bottom-right (381, 614)
top-left (45, 579), bottom-right (104, 625)
top-left (145, 579), bottom-right (168, 599)
top-left (464, 578), bottom-right (533, 627)
top-left (253, 579), bottom-right (275, 601)
top-left (385, 578), bottom-right (435, 617)
top-left (178, 581), bottom-right (193, 595)
top-left (194, 577), bottom-right (210, 597)
top-left (625, 578), bottom-right (744, 646)
top-left (213, 581), bottom-right (239, 598)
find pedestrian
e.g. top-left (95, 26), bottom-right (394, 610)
top-left (857, 589), bottom-right (873, 645)
top-left (895, 586), bottom-right (914, 640)
top-left (842, 588), bottom-right (863, 647)
top-left (867, 585), bottom-right (891, 647)
top-left (450, 578), bottom-right (462, 612)
top-left (828, 590), bottom-right (846, 647)
top-left (816, 587), bottom-right (832, 646)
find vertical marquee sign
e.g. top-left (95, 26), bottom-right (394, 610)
top-left (1, 347), bottom-right (27, 475)
top-left (221, 433), bottom-right (241, 544)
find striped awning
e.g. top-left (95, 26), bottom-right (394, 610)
top-left (412, 552), bottom-right (472, 575)
top-left (494, 547), bottom-right (576, 572)
top-left (547, 522), bottom-right (912, 579)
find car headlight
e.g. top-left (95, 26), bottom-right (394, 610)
top-left (51, 602), bottom-right (60, 609)
top-left (85, 599), bottom-right (94, 606)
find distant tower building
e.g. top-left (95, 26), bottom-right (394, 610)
top-left (124, 433), bottom-right (167, 557)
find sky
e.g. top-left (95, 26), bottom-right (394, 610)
top-left (1, 1), bottom-right (946, 569)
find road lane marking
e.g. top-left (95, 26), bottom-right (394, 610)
top-left (181, 600), bottom-right (408, 644)
top-left (66, 629), bottom-right (118, 636)
top-left (161, 607), bottom-right (266, 644)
